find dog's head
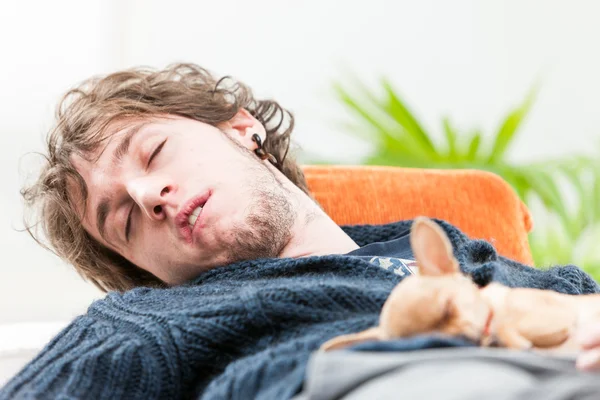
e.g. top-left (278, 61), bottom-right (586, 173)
top-left (379, 217), bottom-right (491, 342)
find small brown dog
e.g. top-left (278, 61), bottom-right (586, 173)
top-left (321, 217), bottom-right (599, 353)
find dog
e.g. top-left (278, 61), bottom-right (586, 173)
top-left (320, 217), bottom-right (597, 353)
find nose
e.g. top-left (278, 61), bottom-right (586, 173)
top-left (126, 175), bottom-right (177, 221)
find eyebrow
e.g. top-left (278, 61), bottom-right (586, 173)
top-left (95, 121), bottom-right (150, 244)
top-left (112, 121), bottom-right (149, 164)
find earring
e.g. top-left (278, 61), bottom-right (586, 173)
top-left (252, 133), bottom-right (277, 165)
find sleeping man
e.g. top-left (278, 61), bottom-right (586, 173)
top-left (4, 63), bottom-right (600, 399)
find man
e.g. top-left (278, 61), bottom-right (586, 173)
top-left (4, 63), bottom-right (600, 399)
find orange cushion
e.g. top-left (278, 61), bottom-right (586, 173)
top-left (302, 165), bottom-right (534, 266)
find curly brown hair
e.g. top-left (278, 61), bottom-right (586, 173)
top-left (22, 63), bottom-right (309, 293)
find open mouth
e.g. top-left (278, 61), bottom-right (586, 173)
top-left (176, 191), bottom-right (211, 242)
top-left (188, 205), bottom-right (202, 228)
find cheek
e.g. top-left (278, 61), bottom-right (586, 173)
top-left (175, 148), bottom-right (243, 187)
top-left (131, 227), bottom-right (177, 274)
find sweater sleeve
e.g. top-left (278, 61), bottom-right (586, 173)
top-left (0, 315), bottom-right (179, 400)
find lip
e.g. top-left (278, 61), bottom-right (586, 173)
top-left (175, 190), bottom-right (211, 243)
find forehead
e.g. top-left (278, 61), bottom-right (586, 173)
top-left (70, 116), bottom-right (150, 182)
top-left (93, 117), bottom-right (158, 160)
top-left (68, 151), bottom-right (116, 250)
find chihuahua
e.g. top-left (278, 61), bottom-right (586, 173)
top-left (321, 217), bottom-right (597, 353)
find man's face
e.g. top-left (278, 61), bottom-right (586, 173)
top-left (72, 113), bottom-right (295, 285)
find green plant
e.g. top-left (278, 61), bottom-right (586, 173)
top-left (329, 76), bottom-right (600, 280)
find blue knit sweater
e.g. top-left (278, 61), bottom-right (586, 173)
top-left (2, 219), bottom-right (599, 400)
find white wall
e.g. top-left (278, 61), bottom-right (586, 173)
top-left (2, 0), bottom-right (600, 324)
top-left (0, 0), bottom-right (123, 322)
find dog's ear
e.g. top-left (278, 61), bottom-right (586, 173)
top-left (411, 217), bottom-right (460, 276)
top-left (320, 327), bottom-right (382, 351)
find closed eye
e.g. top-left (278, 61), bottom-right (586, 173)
top-left (147, 139), bottom-right (167, 167)
top-left (124, 139), bottom-right (166, 241)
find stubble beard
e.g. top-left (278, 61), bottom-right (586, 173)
top-left (216, 131), bottom-right (297, 264)
top-left (227, 170), bottom-right (296, 263)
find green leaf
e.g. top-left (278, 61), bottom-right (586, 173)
top-left (380, 78), bottom-right (439, 158)
top-left (487, 85), bottom-right (538, 163)
top-left (332, 82), bottom-right (395, 146)
top-left (465, 131), bottom-right (482, 162)
top-left (519, 168), bottom-right (569, 225)
top-left (365, 151), bottom-right (432, 168)
top-left (558, 163), bottom-right (586, 235)
top-left (333, 81), bottom-right (440, 161)
top-left (442, 117), bottom-right (458, 160)
top-left (588, 162), bottom-right (600, 223)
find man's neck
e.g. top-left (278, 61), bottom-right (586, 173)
top-left (277, 185), bottom-right (359, 259)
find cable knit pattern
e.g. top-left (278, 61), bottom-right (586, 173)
top-left (1, 219), bottom-right (598, 400)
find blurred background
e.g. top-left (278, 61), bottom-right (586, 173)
top-left (2, 0), bottom-right (600, 327)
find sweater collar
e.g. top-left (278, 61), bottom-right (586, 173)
top-left (340, 220), bottom-right (413, 247)
top-left (186, 220), bottom-right (412, 287)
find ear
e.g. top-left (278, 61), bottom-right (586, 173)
top-left (319, 327), bottom-right (382, 351)
top-left (410, 217), bottom-right (460, 276)
top-left (218, 108), bottom-right (266, 151)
